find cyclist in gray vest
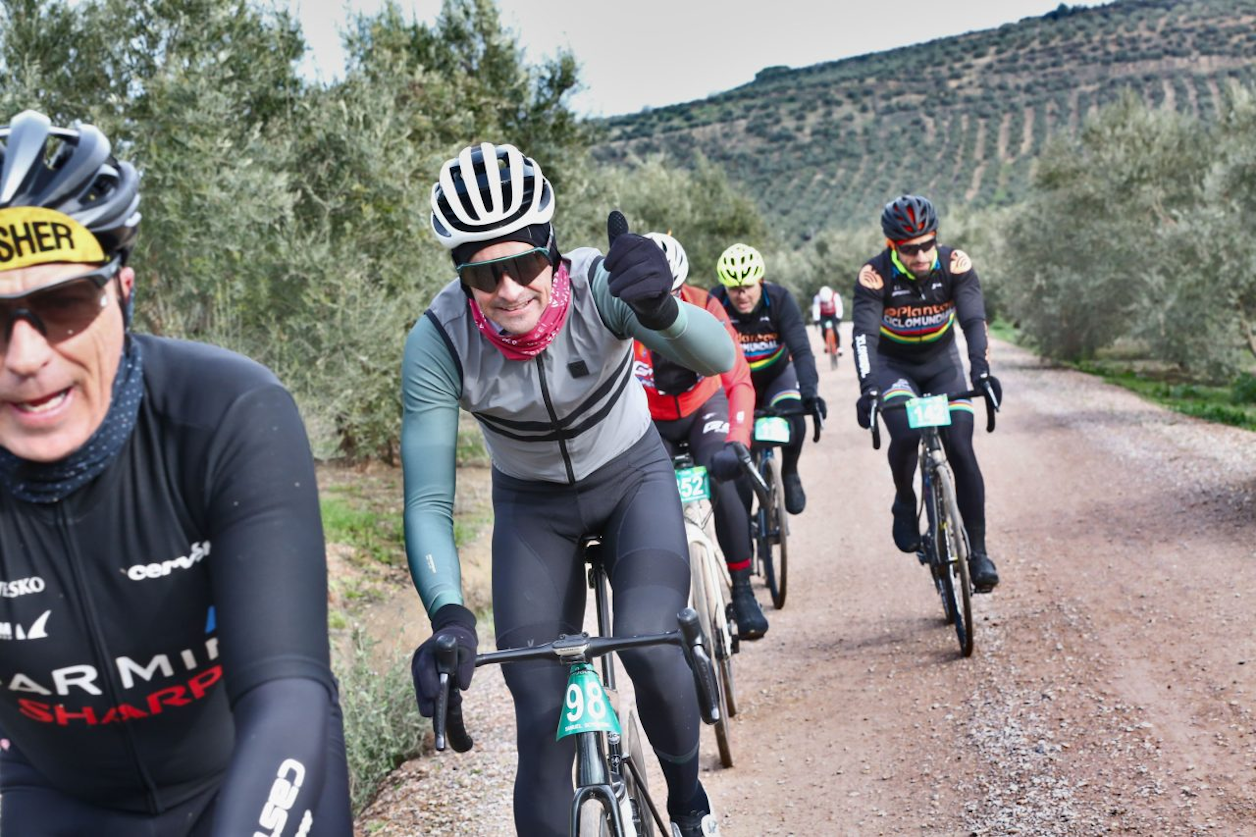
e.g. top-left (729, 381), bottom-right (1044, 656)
top-left (403, 142), bottom-right (734, 837)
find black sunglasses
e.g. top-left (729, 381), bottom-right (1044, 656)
top-left (1, 259), bottom-right (120, 350)
top-left (896, 238), bottom-right (937, 257)
top-left (456, 247), bottom-right (551, 294)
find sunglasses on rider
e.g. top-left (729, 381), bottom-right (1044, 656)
top-left (456, 247), bottom-right (552, 294)
top-left (896, 238), bottom-right (937, 257)
top-left (1, 258), bottom-right (120, 351)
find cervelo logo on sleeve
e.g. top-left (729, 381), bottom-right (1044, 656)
top-left (0, 576), bottom-right (46, 598)
top-left (125, 541), bottom-right (211, 581)
top-left (0, 207), bottom-right (105, 270)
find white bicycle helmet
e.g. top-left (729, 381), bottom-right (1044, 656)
top-left (818, 286), bottom-right (834, 303)
top-left (0, 110), bottom-right (141, 260)
top-left (645, 231), bottom-right (689, 290)
top-left (430, 141), bottom-right (555, 251)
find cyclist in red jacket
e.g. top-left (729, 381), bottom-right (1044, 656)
top-left (632, 232), bottom-right (768, 639)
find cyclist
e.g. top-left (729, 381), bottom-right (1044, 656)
top-left (851, 194), bottom-right (1002, 591)
top-left (811, 285), bottom-right (843, 359)
top-left (0, 111), bottom-right (351, 835)
top-left (403, 142), bottom-right (733, 837)
top-left (631, 232), bottom-right (768, 640)
top-left (709, 243), bottom-right (825, 515)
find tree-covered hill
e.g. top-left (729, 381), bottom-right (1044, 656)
top-left (597, 0), bottom-right (1256, 239)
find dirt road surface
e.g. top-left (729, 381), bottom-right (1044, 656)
top-left (357, 328), bottom-right (1256, 835)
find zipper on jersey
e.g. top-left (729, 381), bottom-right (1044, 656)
top-left (57, 504), bottom-right (165, 813)
top-left (535, 354), bottom-right (576, 484)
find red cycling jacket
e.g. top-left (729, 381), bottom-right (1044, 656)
top-left (632, 285), bottom-right (755, 447)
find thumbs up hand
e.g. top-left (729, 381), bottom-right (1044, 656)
top-left (604, 210), bottom-right (679, 331)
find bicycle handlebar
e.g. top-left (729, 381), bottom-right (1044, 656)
top-left (869, 383), bottom-right (998, 450)
top-left (433, 635), bottom-right (474, 753)
top-left (754, 402), bottom-right (822, 444)
top-left (433, 608), bottom-right (720, 753)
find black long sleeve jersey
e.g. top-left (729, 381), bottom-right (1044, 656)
top-left (710, 282), bottom-right (819, 401)
top-left (0, 335), bottom-right (336, 815)
top-left (851, 245), bottom-right (990, 392)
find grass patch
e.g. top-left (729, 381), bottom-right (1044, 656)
top-left (1075, 361), bottom-right (1256, 431)
top-left (321, 494), bottom-right (404, 567)
top-left (335, 627), bottom-right (426, 815)
top-left (988, 318), bottom-right (1021, 344)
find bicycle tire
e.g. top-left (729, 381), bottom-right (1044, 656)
top-left (687, 533), bottom-right (734, 768)
top-left (756, 458), bottom-right (776, 597)
top-left (624, 710), bottom-right (655, 836)
top-left (925, 483), bottom-right (957, 626)
top-left (752, 458), bottom-right (770, 586)
top-left (936, 463), bottom-right (974, 657)
top-left (577, 799), bottom-right (610, 837)
top-left (763, 457), bottom-right (789, 609)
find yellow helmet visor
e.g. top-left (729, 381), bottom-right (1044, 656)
top-left (0, 207), bottom-right (105, 271)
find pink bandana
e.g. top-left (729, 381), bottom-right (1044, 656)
top-left (468, 262), bottom-right (572, 361)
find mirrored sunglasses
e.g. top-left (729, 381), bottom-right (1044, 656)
top-left (456, 247), bottom-right (551, 294)
top-left (896, 238), bottom-right (937, 257)
top-left (1, 259), bottom-right (120, 351)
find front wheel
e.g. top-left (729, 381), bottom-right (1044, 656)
top-left (759, 456), bottom-right (789, 609)
top-left (936, 464), bottom-right (973, 658)
top-left (688, 534), bottom-right (735, 768)
top-left (623, 711), bottom-right (656, 836)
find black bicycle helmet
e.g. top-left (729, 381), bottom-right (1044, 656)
top-left (880, 195), bottom-right (937, 241)
top-left (0, 110), bottom-right (141, 260)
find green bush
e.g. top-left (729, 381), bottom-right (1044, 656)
top-left (335, 628), bottom-right (426, 815)
top-left (1233, 372), bottom-right (1256, 404)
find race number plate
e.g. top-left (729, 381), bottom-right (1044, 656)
top-left (753, 416), bottom-right (791, 444)
top-left (905, 395), bottom-right (952, 428)
top-left (675, 466), bottom-right (710, 503)
top-left (556, 663), bottom-right (621, 740)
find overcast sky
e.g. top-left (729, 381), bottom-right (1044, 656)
top-left (288, 0), bottom-right (1106, 117)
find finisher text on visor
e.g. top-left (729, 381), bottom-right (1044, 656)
top-left (0, 206), bottom-right (106, 270)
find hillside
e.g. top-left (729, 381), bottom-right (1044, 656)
top-left (596, 0), bottom-right (1256, 239)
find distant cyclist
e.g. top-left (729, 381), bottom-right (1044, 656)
top-left (632, 232), bottom-right (769, 640)
top-left (851, 194), bottom-right (1002, 591)
top-left (811, 285), bottom-right (843, 360)
top-left (403, 142), bottom-right (733, 836)
top-left (0, 111), bottom-right (351, 834)
top-left (710, 243), bottom-right (825, 515)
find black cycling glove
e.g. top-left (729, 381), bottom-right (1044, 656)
top-left (605, 211), bottom-right (679, 331)
top-left (803, 395), bottom-right (827, 422)
top-left (856, 389), bottom-right (879, 430)
top-left (972, 371), bottom-right (1003, 409)
top-left (708, 441), bottom-right (747, 482)
top-left (411, 603), bottom-right (478, 717)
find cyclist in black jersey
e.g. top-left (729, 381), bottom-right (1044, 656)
top-left (403, 142), bottom-right (733, 837)
top-left (0, 111), bottom-right (351, 835)
top-left (709, 243), bottom-right (825, 515)
top-left (851, 195), bottom-right (1002, 592)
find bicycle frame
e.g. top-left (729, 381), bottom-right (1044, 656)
top-left (670, 449), bottom-right (739, 767)
top-left (432, 553), bottom-right (721, 837)
top-left (869, 383), bottom-right (998, 657)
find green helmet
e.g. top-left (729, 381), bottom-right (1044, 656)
top-left (716, 243), bottom-right (765, 287)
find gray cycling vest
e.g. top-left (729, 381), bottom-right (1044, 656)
top-left (424, 247), bottom-right (651, 484)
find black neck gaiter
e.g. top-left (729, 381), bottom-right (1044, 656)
top-left (0, 336), bottom-right (145, 504)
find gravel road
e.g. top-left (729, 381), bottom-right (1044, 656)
top-left (357, 327), bottom-right (1256, 836)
